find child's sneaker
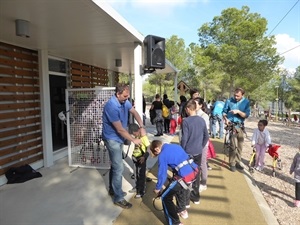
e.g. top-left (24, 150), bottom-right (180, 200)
top-left (192, 200), bottom-right (200, 205)
top-left (134, 194), bottom-right (142, 199)
top-left (134, 192), bottom-right (145, 199)
top-left (295, 200), bottom-right (300, 207)
top-left (178, 210), bottom-right (188, 219)
top-left (199, 184), bottom-right (207, 192)
top-left (255, 166), bottom-right (262, 171)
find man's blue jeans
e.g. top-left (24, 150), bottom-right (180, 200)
top-left (104, 139), bottom-right (124, 203)
top-left (211, 115), bottom-right (224, 138)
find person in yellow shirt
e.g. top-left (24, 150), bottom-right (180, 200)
top-left (129, 123), bottom-right (151, 198)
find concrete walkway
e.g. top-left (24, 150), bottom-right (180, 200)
top-left (113, 136), bottom-right (279, 225)
top-left (0, 121), bottom-right (278, 225)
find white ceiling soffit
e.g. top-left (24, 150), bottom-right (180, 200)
top-left (0, 0), bottom-right (177, 74)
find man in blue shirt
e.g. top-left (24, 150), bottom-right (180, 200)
top-left (210, 98), bottom-right (226, 139)
top-left (102, 83), bottom-right (145, 209)
top-left (222, 87), bottom-right (250, 172)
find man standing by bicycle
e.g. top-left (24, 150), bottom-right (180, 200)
top-left (222, 87), bottom-right (250, 172)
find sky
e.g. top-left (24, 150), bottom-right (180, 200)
top-left (105, 0), bottom-right (300, 72)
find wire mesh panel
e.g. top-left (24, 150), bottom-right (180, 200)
top-left (66, 87), bottom-right (115, 169)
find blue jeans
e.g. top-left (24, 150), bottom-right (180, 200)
top-left (104, 139), bottom-right (124, 203)
top-left (211, 115), bottom-right (224, 138)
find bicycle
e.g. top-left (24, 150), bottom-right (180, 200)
top-left (222, 123), bottom-right (238, 167)
top-left (248, 147), bottom-right (256, 173)
top-left (248, 144), bottom-right (282, 177)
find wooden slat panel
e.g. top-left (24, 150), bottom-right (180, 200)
top-left (0, 117), bottom-right (40, 129)
top-left (91, 66), bottom-right (108, 87)
top-left (1, 125), bottom-right (41, 139)
top-left (0, 86), bottom-right (40, 93)
top-left (0, 132), bottom-right (41, 148)
top-left (71, 75), bottom-right (91, 82)
top-left (0, 58), bottom-right (38, 69)
top-left (0, 154), bottom-right (43, 176)
top-left (92, 67), bottom-right (107, 74)
top-left (0, 94), bottom-right (39, 101)
top-left (91, 80), bottom-right (108, 87)
top-left (70, 62), bottom-right (91, 71)
top-left (0, 76), bottom-right (39, 85)
top-left (70, 69), bottom-right (91, 77)
top-left (0, 42), bottom-right (42, 175)
top-left (0, 110), bottom-right (40, 120)
top-left (92, 73), bottom-right (108, 78)
top-left (0, 102), bottom-right (40, 110)
top-left (0, 146), bottom-right (42, 165)
top-left (70, 60), bottom-right (95, 88)
top-left (0, 139), bottom-right (42, 157)
top-left (0, 48), bottom-right (38, 61)
top-left (0, 42), bottom-right (37, 55)
top-left (0, 67), bottom-right (39, 77)
top-left (71, 82), bottom-right (91, 88)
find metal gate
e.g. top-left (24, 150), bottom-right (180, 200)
top-left (66, 87), bottom-right (114, 169)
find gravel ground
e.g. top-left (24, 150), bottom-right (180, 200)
top-left (242, 117), bottom-right (300, 225)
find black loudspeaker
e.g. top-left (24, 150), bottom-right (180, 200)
top-left (144, 35), bottom-right (165, 69)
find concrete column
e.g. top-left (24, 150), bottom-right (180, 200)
top-left (38, 50), bottom-right (54, 167)
top-left (134, 42), bottom-right (143, 118)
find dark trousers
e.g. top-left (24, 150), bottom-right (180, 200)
top-left (161, 180), bottom-right (183, 225)
top-left (164, 118), bottom-right (170, 133)
top-left (133, 157), bottom-right (146, 195)
top-left (188, 154), bottom-right (202, 203)
top-left (156, 120), bottom-right (163, 135)
top-left (296, 182), bottom-right (300, 200)
top-left (176, 154), bottom-right (202, 210)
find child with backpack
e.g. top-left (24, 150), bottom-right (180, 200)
top-left (128, 123), bottom-right (151, 198)
top-left (290, 143), bottom-right (300, 208)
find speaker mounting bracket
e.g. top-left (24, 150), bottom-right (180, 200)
top-left (140, 65), bottom-right (156, 75)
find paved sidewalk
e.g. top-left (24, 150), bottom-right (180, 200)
top-left (0, 121), bottom-right (173, 225)
top-left (0, 121), bottom-right (278, 225)
top-left (113, 137), bottom-right (279, 225)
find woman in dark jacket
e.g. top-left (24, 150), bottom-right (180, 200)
top-left (150, 94), bottom-right (163, 136)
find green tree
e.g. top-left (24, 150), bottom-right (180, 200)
top-left (190, 44), bottom-right (227, 100)
top-left (196, 6), bottom-right (283, 96)
top-left (285, 66), bottom-right (300, 111)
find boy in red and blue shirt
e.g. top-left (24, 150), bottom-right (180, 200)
top-left (151, 140), bottom-right (199, 225)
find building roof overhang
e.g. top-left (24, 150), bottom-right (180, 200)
top-left (0, 0), bottom-right (178, 74)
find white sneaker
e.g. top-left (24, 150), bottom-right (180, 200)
top-left (186, 204), bottom-right (190, 209)
top-left (178, 210), bottom-right (188, 219)
top-left (255, 166), bottom-right (262, 172)
top-left (192, 200), bottom-right (200, 205)
top-left (199, 185), bottom-right (207, 192)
